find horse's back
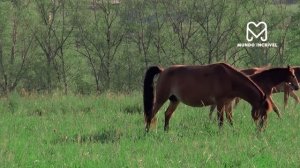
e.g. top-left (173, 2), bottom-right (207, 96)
top-left (163, 63), bottom-right (228, 76)
top-left (241, 67), bottom-right (265, 75)
top-left (155, 63), bottom-right (237, 106)
top-left (159, 64), bottom-right (230, 87)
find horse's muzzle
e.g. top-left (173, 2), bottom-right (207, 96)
top-left (292, 84), bottom-right (299, 91)
top-left (288, 82), bottom-right (299, 91)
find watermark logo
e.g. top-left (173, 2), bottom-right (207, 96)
top-left (246, 22), bottom-right (267, 42)
top-left (237, 21), bottom-right (277, 48)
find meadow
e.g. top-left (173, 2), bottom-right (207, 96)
top-left (0, 91), bottom-right (300, 167)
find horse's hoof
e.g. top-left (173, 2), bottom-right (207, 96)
top-left (145, 124), bottom-right (150, 133)
top-left (276, 113), bottom-right (282, 119)
top-left (164, 126), bottom-right (169, 132)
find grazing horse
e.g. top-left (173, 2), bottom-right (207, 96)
top-left (209, 66), bottom-right (267, 118)
top-left (143, 63), bottom-right (271, 132)
top-left (224, 66), bottom-right (269, 109)
top-left (209, 66), bottom-right (299, 124)
top-left (273, 67), bottom-right (300, 109)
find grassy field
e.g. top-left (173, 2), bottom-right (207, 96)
top-left (0, 92), bottom-right (300, 167)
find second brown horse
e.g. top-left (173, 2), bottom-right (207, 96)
top-left (209, 66), bottom-right (299, 124)
top-left (143, 63), bottom-right (271, 132)
top-left (273, 67), bottom-right (300, 109)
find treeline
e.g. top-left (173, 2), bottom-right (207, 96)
top-left (0, 0), bottom-right (299, 95)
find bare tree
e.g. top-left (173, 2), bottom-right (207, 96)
top-left (122, 0), bottom-right (156, 68)
top-left (151, 0), bottom-right (166, 64)
top-left (163, 0), bottom-right (199, 64)
top-left (34, 0), bottom-right (74, 93)
top-left (194, 0), bottom-right (239, 64)
top-left (76, 0), bottom-right (124, 92)
top-left (234, 0), bottom-right (292, 66)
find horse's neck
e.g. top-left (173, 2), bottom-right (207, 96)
top-left (233, 78), bottom-right (263, 107)
top-left (222, 64), bottom-right (263, 107)
top-left (236, 88), bottom-right (260, 107)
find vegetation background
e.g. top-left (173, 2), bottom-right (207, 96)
top-left (0, 0), bottom-right (300, 167)
top-left (0, 0), bottom-right (299, 94)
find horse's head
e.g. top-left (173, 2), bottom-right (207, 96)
top-left (252, 95), bottom-right (272, 131)
top-left (286, 65), bottom-right (299, 91)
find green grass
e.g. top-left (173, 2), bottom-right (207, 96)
top-left (0, 92), bottom-right (300, 167)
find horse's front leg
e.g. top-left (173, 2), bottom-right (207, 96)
top-left (252, 108), bottom-right (268, 131)
top-left (290, 91), bottom-right (300, 107)
top-left (225, 101), bottom-right (233, 126)
top-left (251, 108), bottom-right (260, 126)
top-left (283, 84), bottom-right (290, 110)
top-left (269, 96), bottom-right (281, 118)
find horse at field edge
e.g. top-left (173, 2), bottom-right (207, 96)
top-left (143, 63), bottom-right (272, 132)
top-left (273, 67), bottom-right (300, 109)
top-left (233, 66), bottom-right (300, 111)
top-left (209, 66), bottom-right (299, 124)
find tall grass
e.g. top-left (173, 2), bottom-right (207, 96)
top-left (0, 92), bottom-right (299, 167)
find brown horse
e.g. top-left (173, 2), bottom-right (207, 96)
top-left (241, 66), bottom-right (300, 110)
top-left (209, 66), bottom-right (267, 118)
top-left (209, 66), bottom-right (299, 124)
top-left (143, 63), bottom-right (271, 132)
top-left (273, 67), bottom-right (300, 109)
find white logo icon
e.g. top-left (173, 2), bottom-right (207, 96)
top-left (246, 22), bottom-right (267, 42)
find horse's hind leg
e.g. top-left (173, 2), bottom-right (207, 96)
top-left (147, 91), bottom-right (169, 130)
top-left (149, 101), bottom-right (166, 129)
top-left (164, 98), bottom-right (179, 131)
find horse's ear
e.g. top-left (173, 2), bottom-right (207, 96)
top-left (287, 64), bottom-right (291, 69)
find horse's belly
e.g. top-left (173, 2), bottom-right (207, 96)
top-left (180, 96), bottom-right (216, 107)
top-left (170, 79), bottom-right (223, 107)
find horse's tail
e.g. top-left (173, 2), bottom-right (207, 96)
top-left (143, 66), bottom-right (163, 123)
